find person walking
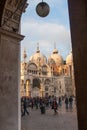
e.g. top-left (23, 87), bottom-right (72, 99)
top-left (65, 96), bottom-right (69, 111)
top-left (40, 100), bottom-right (45, 114)
top-left (59, 96), bottom-right (62, 107)
top-left (22, 98), bottom-right (29, 117)
top-left (69, 96), bottom-right (73, 111)
top-left (52, 98), bottom-right (58, 115)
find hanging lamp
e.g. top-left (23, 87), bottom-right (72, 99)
top-left (36, 0), bottom-right (50, 17)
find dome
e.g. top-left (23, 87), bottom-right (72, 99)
top-left (66, 51), bottom-right (73, 65)
top-left (52, 48), bottom-right (58, 54)
top-left (29, 45), bottom-right (47, 65)
top-left (48, 48), bottom-right (63, 66)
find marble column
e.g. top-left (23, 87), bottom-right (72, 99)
top-left (0, 28), bottom-right (24, 130)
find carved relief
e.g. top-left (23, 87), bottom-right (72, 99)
top-left (7, 0), bottom-right (19, 7)
top-left (7, 0), bottom-right (27, 9)
top-left (3, 18), bottom-right (19, 32)
top-left (29, 64), bottom-right (37, 69)
top-left (2, 8), bottom-right (20, 32)
top-left (1, 0), bottom-right (28, 32)
top-left (4, 9), bottom-right (12, 18)
top-left (4, 9), bottom-right (20, 22)
top-left (13, 13), bottom-right (20, 22)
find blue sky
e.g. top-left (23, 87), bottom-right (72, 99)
top-left (21, 0), bottom-right (72, 61)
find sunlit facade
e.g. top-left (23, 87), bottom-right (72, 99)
top-left (20, 44), bottom-right (75, 98)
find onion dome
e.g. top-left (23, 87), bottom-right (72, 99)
top-left (29, 43), bottom-right (47, 65)
top-left (66, 51), bottom-right (73, 65)
top-left (48, 47), bottom-right (63, 66)
top-left (52, 48), bottom-right (58, 54)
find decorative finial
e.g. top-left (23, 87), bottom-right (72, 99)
top-left (36, 43), bottom-right (40, 53)
top-left (37, 42), bottom-right (39, 50)
top-left (23, 48), bottom-right (27, 60)
top-left (53, 42), bottom-right (58, 54)
top-left (54, 42), bottom-right (56, 49)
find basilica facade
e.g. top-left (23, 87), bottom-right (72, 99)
top-left (20, 44), bottom-right (75, 98)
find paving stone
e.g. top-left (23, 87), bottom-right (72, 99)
top-left (22, 102), bottom-right (78, 130)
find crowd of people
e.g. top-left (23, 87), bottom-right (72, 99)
top-left (21, 95), bottom-right (75, 117)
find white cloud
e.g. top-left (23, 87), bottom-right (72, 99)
top-left (21, 20), bottom-right (70, 43)
top-left (21, 0), bottom-right (71, 60)
top-left (21, 20), bottom-right (71, 60)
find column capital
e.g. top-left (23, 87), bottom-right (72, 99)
top-left (0, 27), bottom-right (24, 42)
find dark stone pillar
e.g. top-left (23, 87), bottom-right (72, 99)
top-left (68, 0), bottom-right (87, 130)
top-left (0, 28), bottom-right (24, 130)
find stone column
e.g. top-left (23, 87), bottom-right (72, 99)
top-left (68, 0), bottom-right (87, 130)
top-left (0, 28), bottom-right (24, 130)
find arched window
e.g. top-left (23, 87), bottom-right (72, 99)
top-left (33, 78), bottom-right (41, 88)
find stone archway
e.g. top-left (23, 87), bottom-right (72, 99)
top-left (33, 78), bottom-right (41, 88)
top-left (0, 1), bottom-right (27, 130)
top-left (32, 78), bottom-right (41, 97)
top-left (0, 0), bottom-right (87, 130)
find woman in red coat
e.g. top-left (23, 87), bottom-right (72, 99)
top-left (52, 98), bottom-right (58, 114)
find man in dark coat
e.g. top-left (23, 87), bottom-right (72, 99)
top-left (65, 97), bottom-right (69, 111)
top-left (22, 98), bottom-right (29, 117)
top-left (69, 96), bottom-right (73, 110)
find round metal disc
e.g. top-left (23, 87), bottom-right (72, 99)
top-left (36, 2), bottom-right (50, 17)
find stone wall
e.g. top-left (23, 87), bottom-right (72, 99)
top-left (68, 0), bottom-right (87, 130)
top-left (0, 28), bottom-right (24, 130)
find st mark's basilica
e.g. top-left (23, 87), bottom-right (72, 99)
top-left (20, 44), bottom-right (75, 98)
